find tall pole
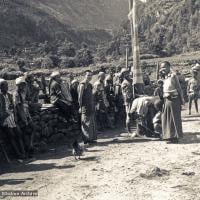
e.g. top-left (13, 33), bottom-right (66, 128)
top-left (128, 0), bottom-right (134, 70)
top-left (125, 47), bottom-right (129, 69)
top-left (128, 0), bottom-right (144, 95)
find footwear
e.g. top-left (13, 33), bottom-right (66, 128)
top-left (72, 142), bottom-right (83, 159)
top-left (167, 138), bottom-right (179, 144)
top-left (88, 141), bottom-right (97, 145)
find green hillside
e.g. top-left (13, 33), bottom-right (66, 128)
top-left (108, 0), bottom-right (200, 56)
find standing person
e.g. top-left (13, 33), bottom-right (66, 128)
top-left (70, 79), bottom-right (80, 122)
top-left (154, 80), bottom-right (164, 100)
top-left (49, 72), bottom-right (82, 154)
top-left (25, 72), bottom-right (40, 104)
top-left (24, 72), bottom-right (41, 114)
top-left (187, 69), bottom-right (200, 115)
top-left (113, 71), bottom-right (125, 127)
top-left (14, 77), bottom-right (35, 158)
top-left (49, 71), bottom-right (73, 122)
top-left (105, 75), bottom-right (115, 128)
top-left (121, 68), bottom-right (134, 130)
top-left (93, 72), bottom-right (110, 131)
top-left (78, 70), bottom-right (96, 145)
top-left (0, 79), bottom-right (26, 159)
top-left (161, 61), bottom-right (185, 143)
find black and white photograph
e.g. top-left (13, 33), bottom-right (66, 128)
top-left (0, 0), bottom-right (200, 199)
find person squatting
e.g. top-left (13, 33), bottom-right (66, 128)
top-left (0, 62), bottom-right (199, 161)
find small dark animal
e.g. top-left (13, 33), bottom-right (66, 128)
top-left (72, 141), bottom-right (83, 160)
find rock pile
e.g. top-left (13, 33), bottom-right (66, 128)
top-left (32, 104), bottom-right (80, 145)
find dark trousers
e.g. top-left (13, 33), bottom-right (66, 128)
top-left (0, 127), bottom-right (26, 158)
top-left (188, 93), bottom-right (198, 113)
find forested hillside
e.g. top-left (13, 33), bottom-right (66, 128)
top-left (108, 0), bottom-right (200, 56)
top-left (0, 0), bottom-right (126, 48)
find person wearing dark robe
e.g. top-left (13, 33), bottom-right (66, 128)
top-left (161, 61), bottom-right (184, 143)
top-left (154, 79), bottom-right (164, 100)
top-left (70, 79), bottom-right (79, 110)
top-left (93, 72), bottom-right (110, 131)
top-left (105, 75), bottom-right (115, 128)
top-left (49, 71), bottom-right (73, 122)
top-left (78, 70), bottom-right (96, 145)
top-left (13, 77), bottom-right (34, 158)
top-left (187, 69), bottom-right (200, 115)
top-left (70, 79), bottom-right (80, 123)
top-left (24, 72), bottom-right (41, 114)
top-left (49, 72), bottom-right (82, 155)
top-left (153, 99), bottom-right (163, 137)
top-left (0, 79), bottom-right (26, 160)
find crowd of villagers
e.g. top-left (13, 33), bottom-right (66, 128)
top-left (0, 61), bottom-right (200, 161)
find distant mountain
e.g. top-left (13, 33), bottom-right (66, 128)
top-left (0, 0), bottom-right (129, 49)
top-left (32, 0), bottom-right (129, 30)
top-left (108, 0), bottom-right (200, 56)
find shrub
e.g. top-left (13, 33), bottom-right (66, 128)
top-left (60, 57), bottom-right (76, 68)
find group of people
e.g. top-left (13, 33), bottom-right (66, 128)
top-left (0, 61), bottom-right (200, 161)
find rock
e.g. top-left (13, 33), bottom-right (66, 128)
top-left (182, 172), bottom-right (195, 176)
top-left (48, 133), bottom-right (65, 143)
top-left (140, 166), bottom-right (170, 179)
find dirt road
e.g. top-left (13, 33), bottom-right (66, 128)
top-left (1, 105), bottom-right (200, 200)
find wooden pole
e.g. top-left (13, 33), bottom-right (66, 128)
top-left (126, 47), bottom-right (129, 69)
top-left (156, 62), bottom-right (160, 80)
top-left (129, 0), bottom-right (144, 95)
top-left (128, 0), bottom-right (134, 71)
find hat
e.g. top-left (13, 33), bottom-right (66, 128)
top-left (120, 68), bottom-right (129, 77)
top-left (98, 71), bottom-right (105, 78)
top-left (0, 78), bottom-right (5, 84)
top-left (16, 77), bottom-right (26, 85)
top-left (50, 71), bottom-right (61, 78)
top-left (0, 78), bottom-right (6, 86)
top-left (71, 79), bottom-right (79, 84)
top-left (98, 71), bottom-right (105, 76)
top-left (24, 72), bottom-right (34, 79)
top-left (105, 75), bottom-right (112, 81)
top-left (192, 69), bottom-right (198, 73)
top-left (192, 63), bottom-right (200, 71)
top-left (121, 68), bottom-right (129, 74)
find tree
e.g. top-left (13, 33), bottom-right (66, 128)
top-left (57, 40), bottom-right (76, 57)
top-left (94, 45), bottom-right (107, 63)
top-left (60, 57), bottom-right (76, 68)
top-left (75, 44), bottom-right (94, 67)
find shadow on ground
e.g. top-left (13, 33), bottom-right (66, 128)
top-left (0, 178), bottom-right (33, 186)
top-left (0, 163), bottom-right (75, 175)
top-left (179, 132), bottom-right (200, 144)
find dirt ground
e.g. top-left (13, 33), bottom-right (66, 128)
top-left (1, 104), bottom-right (200, 200)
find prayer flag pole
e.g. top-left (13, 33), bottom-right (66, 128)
top-left (125, 47), bottom-right (129, 69)
top-left (128, 0), bottom-right (144, 95)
